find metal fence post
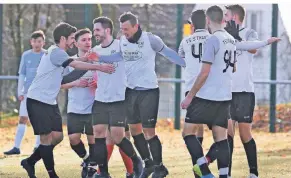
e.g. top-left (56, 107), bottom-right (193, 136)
top-left (174, 4), bottom-right (183, 130)
top-left (270, 4), bottom-right (278, 133)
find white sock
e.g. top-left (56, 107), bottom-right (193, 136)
top-left (14, 124), bottom-right (26, 148)
top-left (219, 167), bottom-right (229, 176)
top-left (35, 135), bottom-right (40, 147)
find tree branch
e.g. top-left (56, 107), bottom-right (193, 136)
top-left (32, 4), bottom-right (41, 31)
top-left (43, 4), bottom-right (52, 34)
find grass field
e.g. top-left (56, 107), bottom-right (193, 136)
top-left (0, 120), bottom-right (291, 178)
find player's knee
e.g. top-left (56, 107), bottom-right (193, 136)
top-left (110, 127), bottom-right (125, 144)
top-left (106, 134), bottom-right (115, 145)
top-left (239, 131), bottom-right (252, 143)
top-left (19, 116), bottom-right (28, 124)
top-left (69, 135), bottom-right (81, 145)
top-left (129, 124), bottom-right (143, 136)
top-left (197, 125), bottom-right (204, 137)
top-left (53, 133), bottom-right (64, 145)
top-left (40, 133), bottom-right (52, 145)
top-left (87, 135), bottom-right (95, 144)
top-left (93, 126), bottom-right (107, 138)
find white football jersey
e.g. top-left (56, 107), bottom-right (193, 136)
top-left (92, 39), bottom-right (126, 102)
top-left (120, 32), bottom-right (158, 89)
top-left (66, 55), bottom-right (95, 114)
top-left (196, 30), bottom-right (236, 101)
top-left (178, 29), bottom-right (210, 93)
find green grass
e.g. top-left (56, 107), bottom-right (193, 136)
top-left (1, 125), bottom-right (291, 178)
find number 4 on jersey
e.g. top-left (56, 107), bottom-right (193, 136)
top-left (191, 43), bottom-right (203, 63)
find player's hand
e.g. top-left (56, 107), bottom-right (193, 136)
top-left (267, 37), bottom-right (281, 45)
top-left (98, 64), bottom-right (115, 74)
top-left (18, 95), bottom-right (24, 101)
top-left (85, 51), bottom-right (99, 62)
top-left (181, 95), bottom-right (193, 109)
top-left (88, 80), bottom-right (97, 88)
top-left (225, 20), bottom-right (242, 41)
top-left (74, 79), bottom-right (88, 88)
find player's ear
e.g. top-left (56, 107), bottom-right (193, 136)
top-left (191, 24), bottom-right (195, 31)
top-left (74, 41), bottom-right (79, 48)
top-left (134, 24), bottom-right (139, 29)
top-left (29, 39), bottom-right (33, 46)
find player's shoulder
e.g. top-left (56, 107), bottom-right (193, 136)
top-left (113, 39), bottom-right (120, 45)
top-left (145, 31), bottom-right (160, 40)
top-left (40, 48), bottom-right (47, 54)
top-left (92, 44), bottom-right (102, 52)
top-left (22, 49), bottom-right (33, 57)
top-left (206, 34), bottom-right (220, 43)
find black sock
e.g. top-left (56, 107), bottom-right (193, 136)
top-left (227, 135), bottom-right (234, 176)
top-left (133, 133), bottom-right (153, 168)
top-left (70, 141), bottom-right (87, 159)
top-left (205, 143), bottom-right (218, 163)
top-left (39, 145), bottom-right (57, 178)
top-left (148, 135), bottom-right (162, 166)
top-left (27, 146), bottom-right (42, 165)
top-left (89, 144), bottom-right (95, 163)
top-left (197, 137), bottom-right (204, 145)
top-left (117, 137), bottom-right (139, 162)
top-left (216, 139), bottom-right (230, 178)
top-left (183, 135), bottom-right (211, 175)
top-left (94, 138), bottom-right (108, 173)
top-left (243, 138), bottom-right (258, 177)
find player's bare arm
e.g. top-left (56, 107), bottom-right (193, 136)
top-left (181, 63), bottom-right (211, 109)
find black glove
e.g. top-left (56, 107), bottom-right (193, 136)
top-left (224, 20), bottom-right (242, 41)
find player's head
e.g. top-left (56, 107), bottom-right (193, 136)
top-left (30, 30), bottom-right (45, 52)
top-left (53, 22), bottom-right (77, 50)
top-left (190, 10), bottom-right (206, 31)
top-left (74, 28), bottom-right (92, 53)
top-left (206, 5), bottom-right (224, 30)
top-left (119, 12), bottom-right (139, 39)
top-left (93, 16), bottom-right (114, 44)
top-left (225, 4), bottom-right (245, 23)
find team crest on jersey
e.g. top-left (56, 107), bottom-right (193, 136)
top-left (138, 41), bottom-right (144, 48)
top-left (123, 50), bottom-right (142, 61)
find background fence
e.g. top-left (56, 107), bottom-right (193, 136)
top-left (1, 76), bottom-right (291, 132)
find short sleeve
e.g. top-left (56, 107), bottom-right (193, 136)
top-left (50, 48), bottom-right (70, 67)
top-left (201, 35), bottom-right (220, 64)
top-left (148, 33), bottom-right (165, 52)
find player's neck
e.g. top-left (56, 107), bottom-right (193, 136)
top-left (210, 24), bottom-right (223, 33)
top-left (56, 43), bottom-right (66, 50)
top-left (32, 48), bottom-right (41, 53)
top-left (101, 36), bottom-right (113, 48)
top-left (77, 50), bottom-right (87, 58)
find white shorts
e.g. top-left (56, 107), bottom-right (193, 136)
top-left (19, 95), bottom-right (28, 117)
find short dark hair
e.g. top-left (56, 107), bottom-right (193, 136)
top-left (225, 4), bottom-right (245, 22)
top-left (75, 28), bottom-right (92, 41)
top-left (191, 10), bottom-right (206, 30)
top-left (206, 5), bottom-right (224, 24)
top-left (93, 16), bottom-right (114, 35)
top-left (119, 12), bottom-right (138, 26)
top-left (53, 22), bottom-right (77, 44)
top-left (31, 30), bottom-right (45, 40)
